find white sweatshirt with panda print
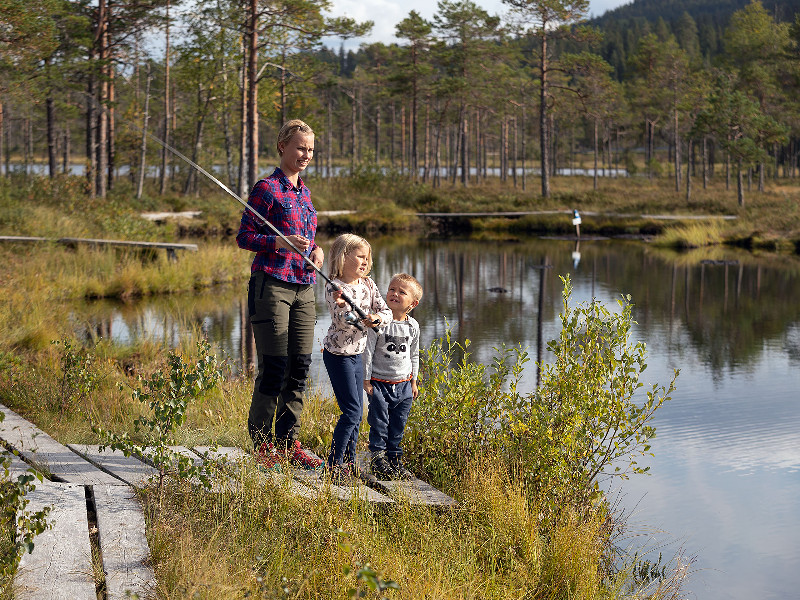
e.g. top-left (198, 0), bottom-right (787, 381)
top-left (362, 316), bottom-right (420, 384)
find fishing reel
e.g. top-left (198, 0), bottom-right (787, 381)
top-left (343, 310), bottom-right (365, 331)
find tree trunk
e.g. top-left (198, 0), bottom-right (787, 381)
top-left (136, 63), bottom-right (152, 199)
top-left (737, 161), bottom-right (744, 207)
top-left (686, 138), bottom-right (692, 203)
top-left (159, 0), bottom-right (171, 195)
top-left (238, 36), bottom-right (247, 195)
top-left (351, 90), bottom-right (357, 172)
top-left (460, 108), bottom-right (468, 186)
top-left (521, 104), bottom-right (526, 191)
top-left (246, 0), bottom-right (258, 190)
top-left (107, 61), bottom-right (116, 191)
top-left (46, 93), bottom-right (57, 178)
top-left (540, 34), bottom-right (550, 197)
top-left (62, 125), bottom-right (70, 174)
top-left (593, 117), bottom-right (599, 190)
top-left (0, 103), bottom-right (4, 176)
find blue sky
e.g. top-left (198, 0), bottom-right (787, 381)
top-left (324, 0), bottom-right (632, 48)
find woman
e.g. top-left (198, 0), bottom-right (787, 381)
top-left (236, 119), bottom-right (324, 470)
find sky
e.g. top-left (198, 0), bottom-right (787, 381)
top-left (323, 0), bottom-right (633, 49)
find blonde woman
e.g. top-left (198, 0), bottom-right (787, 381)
top-left (236, 119), bottom-right (324, 471)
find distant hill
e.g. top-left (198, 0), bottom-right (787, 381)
top-left (592, 0), bottom-right (799, 26)
top-left (589, 0), bottom-right (800, 79)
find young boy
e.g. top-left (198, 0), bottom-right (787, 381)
top-left (363, 273), bottom-right (423, 480)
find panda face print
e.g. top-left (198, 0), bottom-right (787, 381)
top-left (383, 334), bottom-right (408, 357)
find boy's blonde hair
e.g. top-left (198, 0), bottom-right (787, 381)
top-left (390, 273), bottom-right (423, 303)
top-left (276, 119), bottom-right (313, 156)
top-left (328, 233), bottom-right (373, 279)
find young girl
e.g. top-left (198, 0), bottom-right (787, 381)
top-left (323, 234), bottom-right (392, 484)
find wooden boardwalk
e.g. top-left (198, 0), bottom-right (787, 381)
top-left (1, 403), bottom-right (455, 598)
top-left (0, 236), bottom-right (197, 261)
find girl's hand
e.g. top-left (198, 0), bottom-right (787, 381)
top-left (364, 313), bottom-right (381, 328)
top-left (331, 289), bottom-right (347, 307)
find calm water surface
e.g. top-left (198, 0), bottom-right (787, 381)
top-left (70, 236), bottom-right (800, 600)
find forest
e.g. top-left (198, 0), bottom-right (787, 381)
top-left (1, 0), bottom-right (799, 207)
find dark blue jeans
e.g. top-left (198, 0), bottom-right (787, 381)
top-left (323, 350), bottom-right (364, 467)
top-left (367, 380), bottom-right (413, 461)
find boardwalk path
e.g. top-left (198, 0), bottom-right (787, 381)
top-left (0, 403), bottom-right (455, 598)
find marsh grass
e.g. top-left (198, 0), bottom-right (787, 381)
top-left (144, 453), bottom-right (624, 600)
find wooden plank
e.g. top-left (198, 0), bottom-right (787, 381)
top-left (356, 452), bottom-right (457, 507)
top-left (290, 468), bottom-right (394, 504)
top-left (15, 482), bottom-right (96, 600)
top-left (288, 449), bottom-right (393, 504)
top-left (0, 404), bottom-right (123, 485)
top-left (192, 446), bottom-right (318, 499)
top-left (68, 445), bottom-right (160, 488)
top-left (93, 485), bottom-right (155, 600)
top-left (58, 237), bottom-right (198, 251)
top-left (2, 448), bottom-right (35, 479)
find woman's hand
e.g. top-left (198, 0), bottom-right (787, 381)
top-left (309, 246), bottom-right (324, 270)
top-left (276, 234), bottom-right (311, 254)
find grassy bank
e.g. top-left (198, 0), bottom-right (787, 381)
top-left (1, 266), bottom-right (686, 599)
top-left (3, 171), bottom-right (799, 252)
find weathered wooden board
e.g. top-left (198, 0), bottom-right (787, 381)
top-left (68, 444), bottom-right (160, 488)
top-left (0, 403), bottom-right (123, 485)
top-left (93, 485), bottom-right (155, 600)
top-left (15, 482), bottom-right (96, 600)
top-left (2, 448), bottom-right (34, 479)
top-left (356, 452), bottom-right (457, 507)
top-left (193, 446), bottom-right (319, 499)
top-left (290, 449), bottom-right (394, 504)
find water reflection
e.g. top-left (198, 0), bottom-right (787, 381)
top-left (68, 236), bottom-right (800, 600)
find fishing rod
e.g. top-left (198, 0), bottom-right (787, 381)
top-left (87, 94), bottom-right (375, 330)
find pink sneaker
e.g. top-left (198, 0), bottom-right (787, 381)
top-left (254, 442), bottom-right (281, 472)
top-left (282, 439), bottom-right (324, 470)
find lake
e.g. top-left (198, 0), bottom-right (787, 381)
top-left (70, 235), bottom-right (800, 600)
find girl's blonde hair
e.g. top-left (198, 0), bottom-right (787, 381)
top-left (276, 119), bottom-right (314, 156)
top-left (328, 233), bottom-right (372, 279)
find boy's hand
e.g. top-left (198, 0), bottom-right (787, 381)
top-left (364, 381), bottom-right (373, 395)
top-left (364, 313), bottom-right (381, 328)
top-left (411, 379), bottom-right (419, 399)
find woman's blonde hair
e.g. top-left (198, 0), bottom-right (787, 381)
top-left (328, 233), bottom-right (372, 279)
top-left (276, 119), bottom-right (314, 156)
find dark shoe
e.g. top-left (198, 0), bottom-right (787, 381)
top-left (326, 463), bottom-right (357, 486)
top-left (254, 442), bottom-right (281, 472)
top-left (349, 461), bottom-right (377, 486)
top-left (389, 458), bottom-right (414, 480)
top-left (281, 439), bottom-right (324, 470)
top-left (371, 453), bottom-right (397, 480)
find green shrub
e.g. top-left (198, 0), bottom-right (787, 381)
top-left (406, 276), bottom-right (678, 523)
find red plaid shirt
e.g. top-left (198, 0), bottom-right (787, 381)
top-left (236, 168), bottom-right (318, 284)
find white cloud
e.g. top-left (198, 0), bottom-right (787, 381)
top-left (324, 0), bottom-right (631, 49)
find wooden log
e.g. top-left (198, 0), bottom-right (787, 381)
top-left (92, 485), bottom-right (155, 600)
top-left (15, 482), bottom-right (96, 600)
top-left (0, 404), bottom-right (123, 485)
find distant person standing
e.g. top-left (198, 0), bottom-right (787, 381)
top-left (236, 119), bottom-right (324, 471)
